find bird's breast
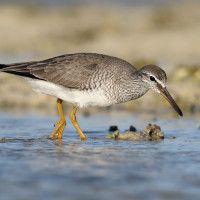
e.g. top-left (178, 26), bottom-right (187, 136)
top-left (25, 78), bottom-right (111, 108)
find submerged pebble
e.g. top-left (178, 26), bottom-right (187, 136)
top-left (105, 124), bottom-right (164, 141)
top-left (0, 137), bottom-right (6, 143)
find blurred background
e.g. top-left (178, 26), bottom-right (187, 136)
top-left (0, 0), bottom-right (199, 117)
top-left (1, 2), bottom-right (200, 200)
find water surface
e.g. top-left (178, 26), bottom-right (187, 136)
top-left (0, 113), bottom-right (199, 200)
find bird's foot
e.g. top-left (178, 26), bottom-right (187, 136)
top-left (49, 119), bottom-right (66, 139)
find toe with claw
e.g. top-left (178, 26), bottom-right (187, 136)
top-left (49, 119), bottom-right (66, 139)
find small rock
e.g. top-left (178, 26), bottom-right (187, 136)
top-left (109, 125), bottom-right (118, 131)
top-left (118, 131), bottom-right (142, 141)
top-left (105, 130), bottom-right (119, 139)
top-left (129, 125), bottom-right (136, 132)
top-left (143, 124), bottom-right (164, 141)
top-left (0, 137), bottom-right (6, 143)
top-left (105, 124), bottom-right (164, 141)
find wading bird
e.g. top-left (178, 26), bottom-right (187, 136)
top-left (0, 53), bottom-right (183, 140)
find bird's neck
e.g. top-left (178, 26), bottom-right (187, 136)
top-left (122, 71), bottom-right (149, 102)
top-left (105, 71), bottom-right (149, 104)
top-left (129, 76), bottom-right (149, 100)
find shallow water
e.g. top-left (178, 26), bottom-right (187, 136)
top-left (0, 113), bottom-right (200, 200)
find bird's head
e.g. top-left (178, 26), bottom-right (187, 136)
top-left (138, 65), bottom-right (183, 116)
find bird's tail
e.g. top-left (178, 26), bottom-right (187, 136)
top-left (0, 64), bottom-right (9, 70)
top-left (0, 62), bottom-right (41, 79)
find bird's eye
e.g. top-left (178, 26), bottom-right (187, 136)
top-left (150, 76), bottom-right (156, 81)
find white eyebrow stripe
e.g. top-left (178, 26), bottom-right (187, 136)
top-left (155, 78), bottom-right (165, 88)
top-left (144, 72), bottom-right (166, 88)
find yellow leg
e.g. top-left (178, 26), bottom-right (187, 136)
top-left (70, 107), bottom-right (86, 141)
top-left (49, 98), bottom-right (66, 139)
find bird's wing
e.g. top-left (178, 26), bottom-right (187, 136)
top-left (0, 53), bottom-right (110, 90)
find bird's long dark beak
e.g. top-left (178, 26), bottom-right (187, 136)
top-left (160, 87), bottom-right (183, 116)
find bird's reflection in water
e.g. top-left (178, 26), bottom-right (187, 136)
top-left (52, 138), bottom-right (86, 155)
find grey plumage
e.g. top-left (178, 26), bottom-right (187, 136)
top-left (0, 53), bottom-right (140, 103)
top-left (0, 53), bottom-right (182, 116)
top-left (0, 53), bottom-right (134, 89)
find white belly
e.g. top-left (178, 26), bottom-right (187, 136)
top-left (25, 78), bottom-right (111, 108)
